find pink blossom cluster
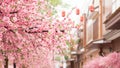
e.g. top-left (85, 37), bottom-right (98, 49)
top-left (0, 0), bottom-right (74, 68)
top-left (83, 52), bottom-right (120, 68)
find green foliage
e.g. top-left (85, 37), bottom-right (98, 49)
top-left (51, 9), bottom-right (57, 15)
top-left (49, 0), bottom-right (62, 7)
top-left (66, 40), bottom-right (71, 47)
top-left (64, 55), bottom-right (68, 60)
top-left (55, 56), bottom-right (61, 61)
top-left (76, 39), bottom-right (81, 44)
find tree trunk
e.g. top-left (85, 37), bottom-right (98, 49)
top-left (4, 57), bottom-right (8, 68)
top-left (13, 63), bottom-right (16, 68)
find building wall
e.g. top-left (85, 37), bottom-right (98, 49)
top-left (80, 0), bottom-right (120, 68)
top-left (112, 37), bottom-right (120, 51)
top-left (103, 0), bottom-right (112, 36)
top-left (93, 18), bottom-right (99, 40)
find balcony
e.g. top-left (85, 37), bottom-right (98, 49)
top-left (104, 30), bottom-right (120, 41)
top-left (104, 7), bottom-right (120, 29)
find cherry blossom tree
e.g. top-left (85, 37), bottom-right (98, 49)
top-left (83, 52), bottom-right (120, 68)
top-left (0, 0), bottom-right (75, 68)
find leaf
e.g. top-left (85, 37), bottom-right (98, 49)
top-left (55, 56), bottom-right (61, 61)
top-left (49, 0), bottom-right (62, 7)
top-left (76, 39), bottom-right (81, 44)
top-left (66, 40), bottom-right (71, 47)
top-left (51, 10), bottom-right (57, 15)
top-left (64, 55), bottom-right (68, 60)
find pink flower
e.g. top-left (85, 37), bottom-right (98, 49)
top-left (83, 52), bottom-right (120, 68)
